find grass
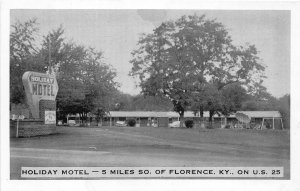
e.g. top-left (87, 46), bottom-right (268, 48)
top-left (102, 126), bottom-right (290, 149)
top-left (12, 125), bottom-right (289, 152)
top-left (10, 126), bottom-right (290, 179)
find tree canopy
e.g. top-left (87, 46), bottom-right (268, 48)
top-left (10, 19), bottom-right (45, 103)
top-left (112, 94), bottom-right (173, 111)
top-left (130, 14), bottom-right (267, 126)
top-left (10, 19), bottom-right (119, 122)
top-left (10, 17), bottom-right (289, 129)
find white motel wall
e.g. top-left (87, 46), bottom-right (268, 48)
top-left (104, 111), bottom-right (284, 130)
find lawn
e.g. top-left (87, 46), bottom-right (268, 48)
top-left (10, 126), bottom-right (290, 179)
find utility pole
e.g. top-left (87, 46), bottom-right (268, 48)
top-left (48, 36), bottom-right (52, 74)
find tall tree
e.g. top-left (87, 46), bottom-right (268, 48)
top-left (219, 83), bottom-right (247, 116)
top-left (241, 94), bottom-right (290, 129)
top-left (278, 94), bottom-right (290, 129)
top-left (39, 26), bottom-right (65, 74)
top-left (112, 93), bottom-right (134, 111)
top-left (56, 42), bottom-right (87, 118)
top-left (82, 47), bottom-right (119, 118)
top-left (55, 43), bottom-right (119, 122)
top-left (130, 14), bottom-right (263, 127)
top-left (131, 95), bottom-right (173, 111)
top-left (10, 18), bottom-right (45, 103)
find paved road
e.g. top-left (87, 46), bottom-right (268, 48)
top-left (10, 127), bottom-right (290, 179)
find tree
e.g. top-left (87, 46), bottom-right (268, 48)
top-left (112, 93), bottom-right (134, 111)
top-left (10, 18), bottom-right (45, 103)
top-left (55, 43), bottom-right (118, 122)
top-left (278, 94), bottom-right (290, 129)
top-left (191, 82), bottom-right (247, 127)
top-left (39, 26), bottom-right (65, 74)
top-left (81, 47), bottom-right (119, 119)
top-left (37, 26), bottom-right (119, 122)
top-left (192, 43), bottom-right (266, 123)
top-left (55, 42), bottom-right (87, 119)
top-left (219, 83), bottom-right (247, 115)
top-left (130, 15), bottom-right (230, 126)
top-left (10, 19), bottom-right (120, 124)
top-left (130, 95), bottom-right (173, 111)
top-left (130, 14), bottom-right (265, 127)
top-left (201, 84), bottom-right (222, 123)
top-left (241, 94), bottom-right (290, 129)
top-left (55, 42), bottom-right (119, 123)
top-left (95, 108), bottom-right (108, 126)
top-left (110, 93), bottom-right (173, 112)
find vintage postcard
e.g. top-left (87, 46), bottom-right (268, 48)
top-left (1, 0), bottom-right (300, 191)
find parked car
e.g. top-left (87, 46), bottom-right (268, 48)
top-left (116, 121), bottom-right (127, 127)
top-left (169, 121), bottom-right (181, 128)
top-left (57, 120), bottom-right (63, 126)
top-left (67, 116), bottom-right (80, 126)
top-left (152, 123), bottom-right (158, 127)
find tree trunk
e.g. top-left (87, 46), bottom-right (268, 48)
top-left (200, 106), bottom-right (204, 117)
top-left (209, 110), bottom-right (214, 128)
top-left (179, 110), bottom-right (184, 128)
top-left (79, 113), bottom-right (82, 125)
top-left (200, 106), bottom-right (204, 128)
top-left (98, 118), bottom-right (102, 127)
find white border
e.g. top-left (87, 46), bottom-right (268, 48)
top-left (1, 1), bottom-right (300, 191)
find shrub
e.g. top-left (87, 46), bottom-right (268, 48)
top-left (185, 120), bottom-right (194, 128)
top-left (206, 124), bottom-right (214, 129)
top-left (224, 125), bottom-right (231, 129)
top-left (127, 119), bottom-right (136, 127)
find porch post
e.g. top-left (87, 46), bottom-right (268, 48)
top-left (281, 118), bottom-right (284, 130)
top-left (261, 118), bottom-right (265, 130)
top-left (273, 117), bottom-right (275, 130)
top-left (110, 117), bottom-right (112, 127)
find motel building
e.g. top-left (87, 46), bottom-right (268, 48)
top-left (101, 110), bottom-right (284, 130)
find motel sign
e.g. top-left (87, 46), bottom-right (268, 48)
top-left (22, 71), bottom-right (58, 119)
top-left (30, 76), bottom-right (56, 96)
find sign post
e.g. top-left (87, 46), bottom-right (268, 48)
top-left (15, 115), bottom-right (24, 138)
top-left (16, 118), bottom-right (19, 138)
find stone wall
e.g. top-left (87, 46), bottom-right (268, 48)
top-left (10, 120), bottom-right (56, 138)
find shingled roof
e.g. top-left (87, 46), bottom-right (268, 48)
top-left (234, 111), bottom-right (282, 118)
top-left (108, 111), bottom-right (282, 118)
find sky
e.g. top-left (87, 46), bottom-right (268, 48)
top-left (10, 9), bottom-right (290, 98)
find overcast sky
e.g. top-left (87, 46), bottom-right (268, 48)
top-left (11, 10), bottom-right (290, 98)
